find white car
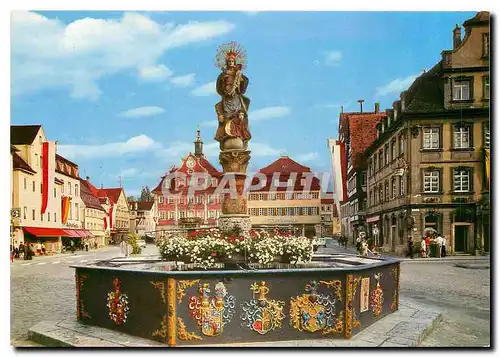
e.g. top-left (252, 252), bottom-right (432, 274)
top-left (316, 238), bottom-right (327, 247)
top-left (137, 239), bottom-right (147, 249)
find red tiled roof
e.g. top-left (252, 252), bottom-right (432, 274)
top-left (79, 179), bottom-right (106, 211)
top-left (248, 173), bottom-right (322, 192)
top-left (259, 156), bottom-right (311, 174)
top-left (98, 188), bottom-right (123, 204)
top-left (56, 154), bottom-right (79, 179)
top-left (198, 156), bottom-right (222, 176)
top-left (12, 152), bottom-right (36, 174)
top-left (321, 198), bottom-right (335, 204)
top-left (342, 112), bottom-right (386, 168)
top-left (137, 201), bottom-right (154, 211)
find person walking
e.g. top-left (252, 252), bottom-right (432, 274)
top-left (435, 234), bottom-right (443, 258)
top-left (10, 245), bottom-right (14, 263)
top-left (407, 237), bottom-right (414, 259)
top-left (442, 236), bottom-right (447, 257)
top-left (361, 239), bottom-right (369, 257)
top-left (425, 235), bottom-right (431, 257)
top-left (19, 242), bottom-right (24, 260)
top-left (420, 238), bottom-right (427, 258)
top-left (24, 243), bottom-right (30, 260)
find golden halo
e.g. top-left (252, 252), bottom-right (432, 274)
top-left (215, 41), bottom-right (247, 69)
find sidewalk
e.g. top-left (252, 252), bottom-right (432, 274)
top-left (10, 246), bottom-right (113, 264)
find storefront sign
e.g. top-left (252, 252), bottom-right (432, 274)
top-left (360, 277), bottom-right (370, 312)
top-left (267, 218), bottom-right (299, 224)
top-left (366, 216), bottom-right (379, 223)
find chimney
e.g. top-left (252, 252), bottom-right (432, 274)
top-left (358, 99), bottom-right (365, 113)
top-left (374, 102), bottom-right (380, 113)
top-left (340, 106), bottom-right (344, 114)
top-left (453, 24), bottom-right (462, 49)
top-left (86, 176), bottom-right (90, 181)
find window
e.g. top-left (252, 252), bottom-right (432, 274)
top-left (61, 183), bottom-right (64, 194)
top-left (379, 185), bottom-right (383, 203)
top-left (374, 155), bottom-right (378, 171)
top-left (24, 178), bottom-right (27, 190)
top-left (453, 125), bottom-right (470, 149)
top-left (483, 76), bottom-right (490, 100)
top-left (75, 185), bottom-right (78, 196)
top-left (453, 80), bottom-right (470, 101)
top-left (35, 154), bottom-right (38, 167)
top-left (23, 207), bottom-right (27, 219)
top-left (68, 182), bottom-right (72, 195)
top-left (54, 213), bottom-right (57, 222)
top-left (168, 196), bottom-right (174, 204)
top-left (378, 151), bottom-right (383, 169)
top-left (41, 212), bottom-right (43, 221)
top-left (453, 169), bottom-right (470, 192)
top-left (54, 187), bottom-right (56, 198)
top-left (385, 182), bottom-right (389, 201)
top-left (391, 140), bottom-right (396, 161)
top-left (159, 196), bottom-right (164, 204)
top-left (484, 122), bottom-right (490, 149)
top-left (483, 33), bottom-right (490, 57)
top-left (32, 181), bottom-right (36, 192)
top-left (384, 145), bottom-right (389, 166)
top-left (259, 208), bottom-right (266, 216)
top-left (32, 209), bottom-right (35, 220)
top-left (301, 178), bottom-right (306, 186)
top-left (361, 172), bottom-right (367, 186)
top-left (399, 176), bottom-right (405, 196)
top-left (211, 178), bottom-right (217, 187)
top-left (391, 178), bottom-right (397, 198)
top-left (424, 171), bottom-right (440, 193)
top-left (423, 127), bottom-right (440, 149)
top-left (188, 196), bottom-right (194, 204)
top-left (196, 196), bottom-right (203, 204)
top-left (40, 183), bottom-right (43, 193)
top-left (180, 196), bottom-right (185, 204)
top-left (188, 210), bottom-right (194, 218)
top-left (75, 203), bottom-right (79, 220)
top-left (399, 135), bottom-right (405, 155)
top-left (160, 211), bottom-right (166, 219)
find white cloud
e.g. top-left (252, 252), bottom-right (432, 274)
top-left (119, 168), bottom-right (138, 178)
top-left (138, 64), bottom-right (173, 81)
top-left (250, 106), bottom-right (291, 122)
top-left (248, 142), bottom-right (285, 157)
top-left (200, 120), bottom-right (217, 128)
top-left (11, 11), bottom-right (235, 100)
top-left (58, 135), bottom-right (161, 160)
top-left (376, 74), bottom-right (419, 97)
top-left (170, 73), bottom-right (196, 87)
top-left (296, 152), bottom-right (319, 162)
top-left (119, 106), bottom-right (165, 118)
top-left (324, 51), bottom-right (343, 66)
top-left (191, 81), bottom-right (217, 96)
top-left (315, 101), bottom-right (352, 110)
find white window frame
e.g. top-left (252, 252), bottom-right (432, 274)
top-left (423, 127), bottom-right (440, 149)
top-left (423, 171), bottom-right (440, 193)
top-left (454, 125), bottom-right (470, 149)
top-left (453, 81), bottom-right (470, 101)
top-left (453, 169), bottom-right (470, 193)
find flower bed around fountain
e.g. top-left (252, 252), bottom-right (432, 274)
top-left (156, 228), bottom-right (315, 269)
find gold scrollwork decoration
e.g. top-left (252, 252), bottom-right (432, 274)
top-left (152, 315), bottom-right (168, 339)
top-left (76, 273), bottom-right (91, 319)
top-left (320, 280), bottom-right (343, 301)
top-left (322, 311), bottom-right (344, 335)
top-left (391, 267), bottom-right (400, 311)
top-left (344, 274), bottom-right (353, 339)
top-left (177, 317), bottom-right (202, 341)
top-left (351, 277), bottom-right (362, 328)
top-left (150, 281), bottom-right (166, 304)
top-left (177, 279), bottom-right (200, 303)
top-left (167, 278), bottom-right (177, 346)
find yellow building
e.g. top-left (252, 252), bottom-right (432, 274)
top-left (247, 156), bottom-right (322, 237)
top-left (80, 177), bottom-right (107, 247)
top-left (11, 125), bottom-right (66, 253)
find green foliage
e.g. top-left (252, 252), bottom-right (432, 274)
top-left (140, 186), bottom-right (153, 202)
top-left (127, 233), bottom-right (142, 255)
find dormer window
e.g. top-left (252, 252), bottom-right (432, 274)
top-left (453, 79), bottom-right (471, 101)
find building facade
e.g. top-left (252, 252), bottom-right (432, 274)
top-left (364, 12), bottom-right (490, 254)
top-left (128, 200), bottom-right (156, 238)
top-left (247, 156), bottom-right (323, 237)
top-left (80, 177), bottom-right (107, 247)
top-left (337, 105), bottom-right (387, 243)
top-left (152, 130), bottom-right (223, 235)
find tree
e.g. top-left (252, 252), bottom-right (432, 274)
top-left (140, 186), bottom-right (153, 202)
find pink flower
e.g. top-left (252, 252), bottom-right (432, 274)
top-left (211, 252), bottom-right (217, 257)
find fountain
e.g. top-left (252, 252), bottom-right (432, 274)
top-left (70, 42), bottom-right (401, 347)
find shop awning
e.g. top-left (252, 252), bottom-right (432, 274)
top-left (23, 227), bottom-right (67, 237)
top-left (63, 229), bottom-right (81, 238)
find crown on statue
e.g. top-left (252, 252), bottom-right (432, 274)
top-left (215, 41), bottom-right (247, 69)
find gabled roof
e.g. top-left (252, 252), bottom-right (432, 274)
top-left (11, 145), bottom-right (19, 153)
top-left (11, 125), bottom-right (42, 145)
top-left (98, 188), bottom-right (123, 204)
top-left (463, 11), bottom-right (489, 27)
top-left (259, 156), bottom-right (311, 175)
top-left (79, 179), bottom-right (106, 211)
top-left (56, 154), bottom-right (79, 179)
top-left (136, 201), bottom-right (154, 211)
top-left (12, 152), bottom-right (36, 174)
top-left (343, 112), bottom-right (386, 168)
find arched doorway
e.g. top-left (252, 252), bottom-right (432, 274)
top-left (424, 211), bottom-right (441, 237)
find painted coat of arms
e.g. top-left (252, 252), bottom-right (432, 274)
top-left (188, 282), bottom-right (235, 337)
top-left (290, 280), bottom-right (336, 333)
top-left (106, 278), bottom-right (130, 326)
top-left (370, 273), bottom-right (384, 317)
top-left (241, 281), bottom-right (285, 335)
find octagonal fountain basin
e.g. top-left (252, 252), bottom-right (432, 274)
top-left (72, 253), bottom-right (400, 346)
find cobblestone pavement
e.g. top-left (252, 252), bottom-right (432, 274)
top-left (11, 242), bottom-right (490, 347)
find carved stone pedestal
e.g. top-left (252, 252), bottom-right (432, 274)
top-left (218, 214), bottom-right (252, 233)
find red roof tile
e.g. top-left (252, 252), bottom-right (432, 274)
top-left (136, 201), bottom-right (154, 211)
top-left (259, 156), bottom-right (311, 174)
top-left (79, 179), bottom-right (106, 211)
top-left (98, 188), bottom-right (123, 204)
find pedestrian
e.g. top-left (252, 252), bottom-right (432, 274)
top-left (10, 246), bottom-right (14, 263)
top-left (407, 237), bottom-right (414, 259)
top-left (344, 236), bottom-right (348, 249)
top-left (85, 243), bottom-right (89, 252)
top-left (442, 236), bottom-right (447, 257)
top-left (435, 233), bottom-right (443, 258)
top-left (29, 244), bottom-right (35, 260)
top-left (19, 242), bottom-right (24, 259)
top-left (420, 238), bottom-right (427, 258)
top-left (23, 243), bottom-right (29, 260)
top-left (41, 243), bottom-right (46, 256)
top-left (356, 236), bottom-right (362, 255)
top-left (425, 235), bottom-right (431, 256)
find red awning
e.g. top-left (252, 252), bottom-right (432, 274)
top-left (63, 229), bottom-right (81, 238)
top-left (77, 230), bottom-right (88, 238)
top-left (23, 227), bottom-right (67, 237)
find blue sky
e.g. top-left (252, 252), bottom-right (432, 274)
top-left (10, 10), bottom-right (477, 198)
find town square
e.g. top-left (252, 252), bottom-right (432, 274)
top-left (8, 7), bottom-right (490, 349)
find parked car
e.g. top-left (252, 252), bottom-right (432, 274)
top-left (316, 237), bottom-right (327, 248)
top-left (137, 239), bottom-right (147, 249)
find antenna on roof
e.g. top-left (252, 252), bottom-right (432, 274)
top-left (118, 175), bottom-right (122, 188)
top-left (340, 106), bottom-right (344, 113)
